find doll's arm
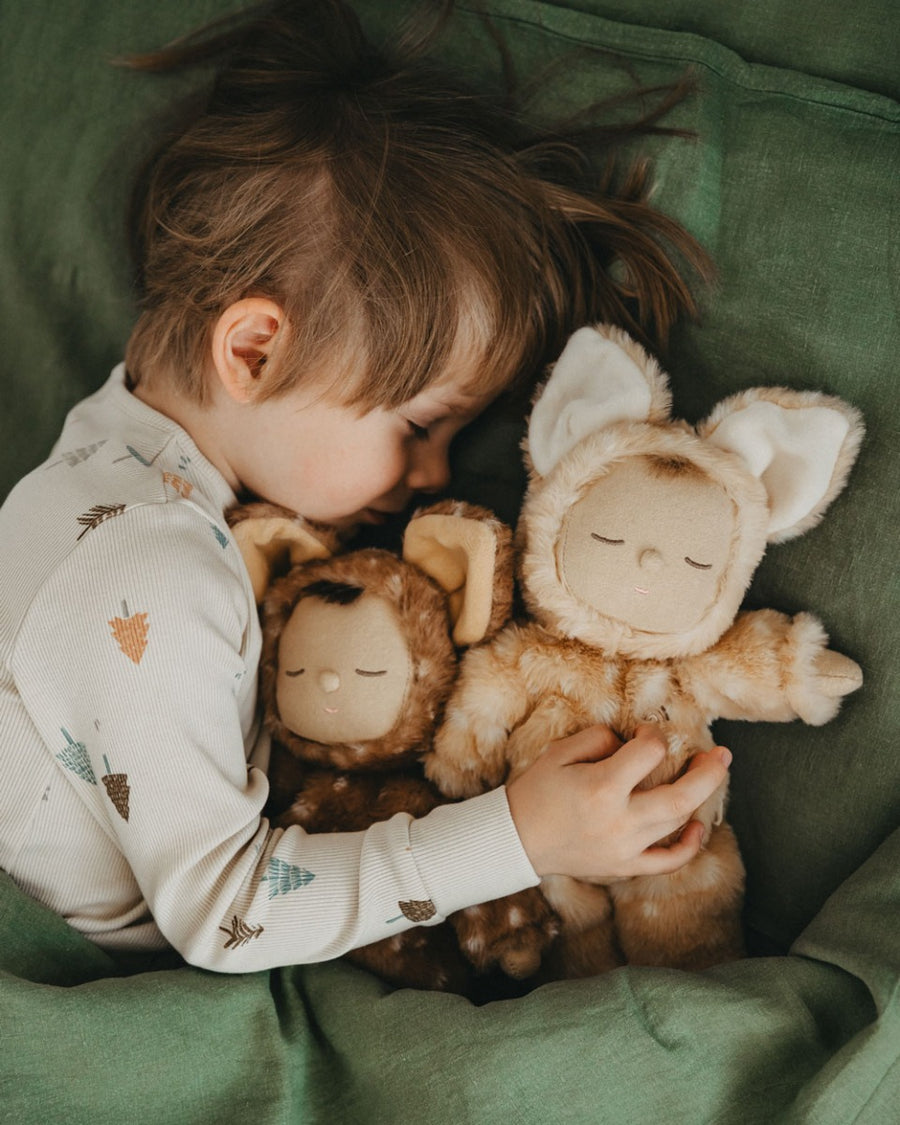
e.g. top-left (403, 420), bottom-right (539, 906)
top-left (426, 629), bottom-right (533, 798)
top-left (277, 771), bottom-right (442, 833)
top-left (683, 609), bottom-right (862, 726)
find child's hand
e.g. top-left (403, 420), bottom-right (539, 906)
top-left (505, 724), bottom-right (732, 881)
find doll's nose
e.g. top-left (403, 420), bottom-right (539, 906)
top-left (318, 670), bottom-right (341, 693)
top-left (638, 548), bottom-right (664, 572)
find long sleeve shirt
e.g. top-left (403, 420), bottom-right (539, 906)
top-left (0, 366), bottom-right (538, 972)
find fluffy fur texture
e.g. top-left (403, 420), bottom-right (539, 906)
top-left (233, 500), bottom-right (557, 995)
top-left (427, 324), bottom-right (864, 979)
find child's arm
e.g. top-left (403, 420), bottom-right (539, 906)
top-left (12, 503), bottom-right (537, 972)
top-left (681, 609), bottom-right (862, 726)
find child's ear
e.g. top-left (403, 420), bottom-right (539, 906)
top-left (402, 502), bottom-right (514, 646)
top-left (211, 297), bottom-right (285, 403)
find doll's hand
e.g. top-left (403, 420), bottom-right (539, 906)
top-left (506, 724), bottom-right (731, 882)
top-left (813, 650), bottom-right (863, 697)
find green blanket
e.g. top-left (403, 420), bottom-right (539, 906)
top-left (1, 2), bottom-right (898, 1121)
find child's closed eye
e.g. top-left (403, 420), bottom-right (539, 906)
top-left (405, 420), bottom-right (430, 441)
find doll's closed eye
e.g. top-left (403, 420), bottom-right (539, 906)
top-left (355, 668), bottom-right (388, 677)
top-left (591, 534), bottom-right (624, 545)
top-left (285, 668), bottom-right (305, 677)
top-left (684, 557), bottom-right (712, 570)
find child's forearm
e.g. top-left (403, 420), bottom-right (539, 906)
top-left (173, 786), bottom-right (538, 973)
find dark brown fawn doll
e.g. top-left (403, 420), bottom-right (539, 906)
top-left (229, 500), bottom-right (558, 994)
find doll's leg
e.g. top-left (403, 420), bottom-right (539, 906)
top-left (347, 925), bottom-right (474, 994)
top-left (276, 772), bottom-right (442, 833)
top-left (276, 771), bottom-right (386, 832)
top-left (540, 877), bottom-right (622, 979)
top-left (264, 742), bottom-right (307, 818)
top-left (451, 887), bottom-right (560, 980)
top-left (608, 822), bottom-right (745, 971)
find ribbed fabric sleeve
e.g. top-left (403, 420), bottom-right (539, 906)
top-left (409, 788), bottom-right (539, 918)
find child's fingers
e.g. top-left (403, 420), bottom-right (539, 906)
top-left (635, 747), bottom-right (731, 835)
top-left (546, 723), bottom-right (623, 765)
top-left (630, 820), bottom-right (705, 876)
top-left (594, 724), bottom-right (668, 791)
top-left (683, 745), bottom-right (732, 775)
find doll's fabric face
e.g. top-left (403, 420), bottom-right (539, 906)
top-left (276, 586), bottom-right (413, 744)
top-left (558, 456), bottom-right (736, 635)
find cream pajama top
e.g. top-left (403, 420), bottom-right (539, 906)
top-left (0, 366), bottom-right (537, 971)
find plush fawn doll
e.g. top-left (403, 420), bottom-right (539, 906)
top-left (229, 500), bottom-right (558, 994)
top-left (426, 325), bottom-right (864, 979)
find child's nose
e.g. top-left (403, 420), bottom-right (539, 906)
top-left (638, 548), bottom-right (663, 572)
top-left (317, 670), bottom-right (340, 693)
top-left (407, 443), bottom-right (451, 494)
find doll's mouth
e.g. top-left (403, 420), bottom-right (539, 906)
top-left (323, 706), bottom-right (339, 714)
top-left (633, 585), bottom-right (650, 595)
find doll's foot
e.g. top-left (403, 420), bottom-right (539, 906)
top-left (813, 650), bottom-right (863, 697)
top-left (452, 888), bottom-right (559, 979)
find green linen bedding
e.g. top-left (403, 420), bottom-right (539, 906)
top-left (1, 1), bottom-right (897, 1121)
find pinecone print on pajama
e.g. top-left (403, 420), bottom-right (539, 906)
top-left (56, 729), bottom-right (97, 784)
top-left (108, 601), bottom-right (149, 664)
top-left (101, 755), bottom-right (130, 821)
top-left (386, 900), bottom-right (437, 924)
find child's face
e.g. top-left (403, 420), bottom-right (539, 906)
top-left (228, 375), bottom-right (493, 528)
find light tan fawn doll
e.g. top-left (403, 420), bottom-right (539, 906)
top-left (426, 324), bottom-right (864, 978)
top-left (229, 500), bottom-right (559, 994)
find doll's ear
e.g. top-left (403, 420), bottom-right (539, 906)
top-left (699, 388), bottom-right (864, 540)
top-left (227, 502), bottom-right (334, 602)
top-left (402, 502), bottom-right (514, 646)
top-left (528, 324), bottom-right (671, 476)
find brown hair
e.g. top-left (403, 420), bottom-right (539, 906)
top-left (124, 0), bottom-right (711, 407)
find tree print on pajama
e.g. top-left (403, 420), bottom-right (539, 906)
top-left (108, 602), bottom-right (149, 665)
top-left (56, 729), bottom-right (97, 785)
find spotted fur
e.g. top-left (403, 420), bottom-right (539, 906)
top-left (428, 325), bottom-right (863, 979)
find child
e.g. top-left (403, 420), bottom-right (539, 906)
top-left (0, 0), bottom-right (730, 973)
